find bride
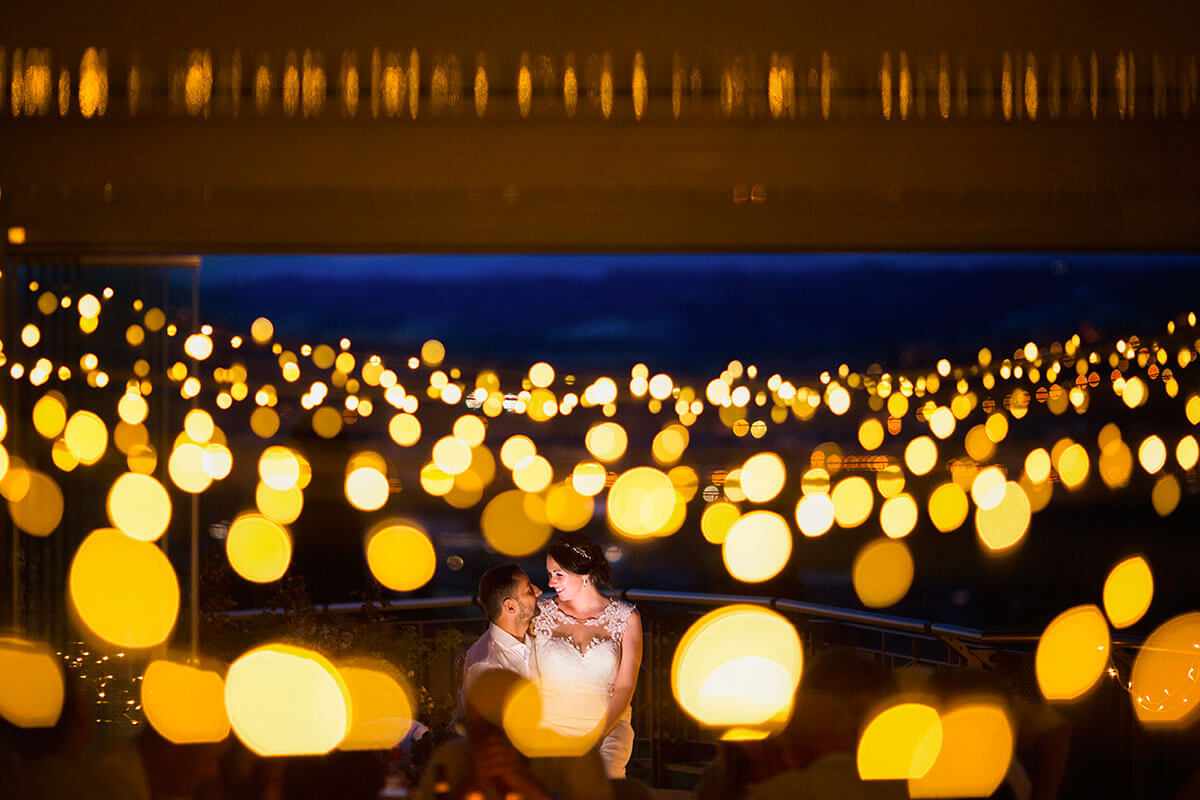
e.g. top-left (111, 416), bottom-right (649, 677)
top-left (532, 533), bottom-right (642, 779)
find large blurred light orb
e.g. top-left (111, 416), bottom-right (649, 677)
top-left (481, 490), bottom-right (552, 556)
top-left (585, 422), bottom-right (628, 463)
top-left (880, 493), bottom-right (918, 539)
top-left (571, 462), bottom-right (607, 497)
top-left (225, 644), bottom-right (350, 756)
top-left (974, 482), bottom-right (1030, 552)
top-left (1035, 604), bottom-right (1109, 701)
top-left (69, 528), bottom-right (180, 648)
top-left (701, 502), bottom-right (740, 544)
top-left (545, 483), bottom-right (594, 532)
top-left (857, 703), bottom-right (942, 780)
top-left (64, 410), bottom-right (108, 464)
top-left (8, 469), bottom-right (64, 536)
top-left (853, 539), bottom-right (914, 608)
top-left (0, 637), bottom-right (64, 728)
top-left (32, 392), bottom-right (68, 439)
top-left (928, 482), bottom-right (969, 533)
top-left (831, 476), bottom-right (874, 528)
top-left (1130, 612), bottom-right (1200, 726)
top-left (740, 453), bottom-right (786, 503)
top-left (107, 473), bottom-right (172, 542)
top-left (345, 466), bottom-right (389, 511)
top-left (794, 492), bottom-right (835, 537)
top-left (142, 660), bottom-right (231, 743)
top-left (607, 467), bottom-right (678, 538)
top-left (259, 446), bottom-right (301, 491)
top-left (432, 436), bottom-right (472, 476)
top-left (338, 661), bottom-right (414, 750)
top-left (672, 605), bottom-right (802, 731)
top-left (365, 522), bottom-right (436, 591)
top-left (908, 702), bottom-right (1014, 798)
top-left (226, 514), bottom-right (292, 583)
top-left (1102, 556), bottom-right (1153, 629)
top-left (169, 442), bottom-right (213, 494)
top-left (722, 511), bottom-right (792, 583)
top-left (256, 482), bottom-right (304, 524)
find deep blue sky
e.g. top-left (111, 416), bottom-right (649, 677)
top-left (198, 253), bottom-right (1200, 375)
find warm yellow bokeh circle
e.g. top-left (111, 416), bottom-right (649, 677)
top-left (1102, 556), bottom-right (1153, 629)
top-left (722, 511), bottom-right (792, 583)
top-left (857, 703), bottom-right (943, 780)
top-left (0, 637), bottom-right (65, 728)
top-left (142, 660), bottom-right (231, 744)
top-left (69, 528), bottom-right (180, 648)
top-left (338, 661), bottom-right (415, 751)
top-left (226, 514), bottom-right (292, 583)
top-left (107, 472), bottom-right (172, 542)
top-left (225, 644), bottom-right (351, 756)
top-left (1035, 604), bottom-right (1110, 701)
top-left (366, 523), bottom-right (437, 592)
top-left (672, 605), bottom-right (803, 732)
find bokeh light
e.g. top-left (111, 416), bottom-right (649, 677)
top-left (672, 605), bottom-right (802, 731)
top-left (794, 492), bottom-right (835, 537)
top-left (928, 482), bottom-right (969, 532)
top-left (607, 467), bottom-right (678, 538)
top-left (880, 493), bottom-right (918, 538)
top-left (142, 660), bottom-right (231, 743)
top-left (853, 538), bottom-right (914, 608)
top-left (1035, 604), bottom-right (1109, 700)
top-left (571, 462), bottom-right (607, 496)
top-left (106, 472), bottom-right (172, 542)
top-left (225, 644), bottom-right (350, 756)
top-left (365, 522), bottom-right (436, 591)
top-left (908, 702), bottom-right (1014, 798)
top-left (338, 660), bottom-right (414, 750)
top-left (722, 511), bottom-right (792, 582)
top-left (0, 637), bottom-right (64, 728)
top-left (7, 469), bottom-right (64, 536)
top-left (701, 501), bottom-right (740, 544)
top-left (831, 475), bottom-right (874, 528)
top-left (1130, 612), bottom-right (1200, 726)
top-left (585, 422), bottom-right (628, 462)
top-left (857, 703), bottom-right (942, 780)
top-left (69, 528), bottom-right (180, 648)
top-left (974, 482), bottom-right (1030, 551)
top-left (481, 490), bottom-right (552, 556)
top-left (226, 514), bottom-right (292, 583)
top-left (1102, 556), bottom-right (1153, 629)
top-left (740, 452), bottom-right (786, 503)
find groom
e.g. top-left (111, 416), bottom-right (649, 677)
top-left (461, 563), bottom-right (542, 704)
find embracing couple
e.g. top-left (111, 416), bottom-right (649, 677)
top-left (463, 532), bottom-right (643, 780)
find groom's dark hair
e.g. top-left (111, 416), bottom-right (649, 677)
top-left (476, 563), bottom-right (527, 622)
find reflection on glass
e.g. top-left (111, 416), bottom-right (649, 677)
top-left (1002, 52), bottom-right (1013, 121)
top-left (632, 50), bottom-right (647, 120)
top-left (301, 49), bottom-right (325, 118)
top-left (254, 53), bottom-right (271, 116)
top-left (935, 52), bottom-right (949, 119)
top-left (898, 51), bottom-right (911, 120)
top-left (1024, 52), bottom-right (1038, 120)
top-left (282, 50), bottom-right (299, 118)
top-left (341, 50), bottom-right (359, 118)
top-left (672, 52), bottom-right (683, 119)
top-left (600, 52), bottom-right (613, 119)
top-left (518, 52), bottom-right (532, 118)
top-left (407, 48), bottom-right (419, 119)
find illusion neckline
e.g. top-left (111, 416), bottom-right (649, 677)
top-left (550, 598), bottom-right (616, 625)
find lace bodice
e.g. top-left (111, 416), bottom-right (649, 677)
top-left (532, 598), bottom-right (635, 699)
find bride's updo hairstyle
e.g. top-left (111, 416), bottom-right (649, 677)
top-left (547, 532), bottom-right (612, 590)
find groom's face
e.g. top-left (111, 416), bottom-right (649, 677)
top-left (511, 573), bottom-right (541, 628)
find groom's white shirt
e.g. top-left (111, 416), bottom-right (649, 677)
top-left (460, 623), bottom-right (537, 713)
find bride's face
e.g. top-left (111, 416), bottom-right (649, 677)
top-left (546, 555), bottom-right (584, 601)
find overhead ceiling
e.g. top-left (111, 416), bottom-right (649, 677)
top-left (2, 0), bottom-right (1199, 252)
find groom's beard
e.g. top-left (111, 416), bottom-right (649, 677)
top-left (516, 602), bottom-right (539, 630)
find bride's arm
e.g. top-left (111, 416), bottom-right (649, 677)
top-left (602, 609), bottom-right (643, 734)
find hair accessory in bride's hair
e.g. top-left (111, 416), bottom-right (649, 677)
top-left (567, 542), bottom-right (590, 562)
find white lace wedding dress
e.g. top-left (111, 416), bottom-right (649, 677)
top-left (532, 597), bottom-right (636, 779)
